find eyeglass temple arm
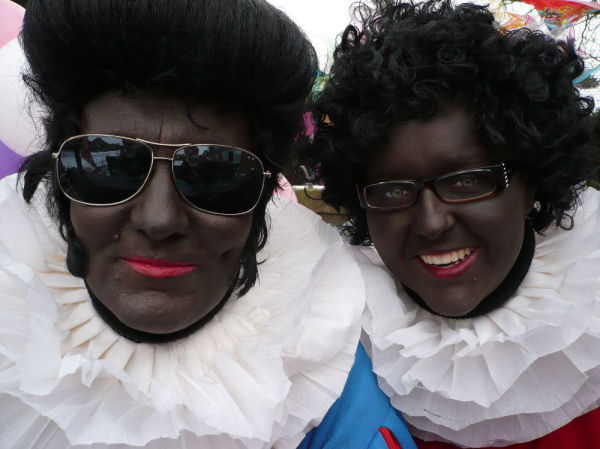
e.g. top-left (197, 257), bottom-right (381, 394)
top-left (501, 162), bottom-right (512, 188)
top-left (355, 184), bottom-right (367, 208)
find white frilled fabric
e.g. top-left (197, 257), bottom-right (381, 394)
top-left (0, 174), bottom-right (364, 449)
top-left (359, 187), bottom-right (600, 448)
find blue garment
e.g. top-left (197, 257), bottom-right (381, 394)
top-left (298, 344), bottom-right (417, 449)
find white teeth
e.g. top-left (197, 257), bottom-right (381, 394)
top-left (420, 248), bottom-right (473, 266)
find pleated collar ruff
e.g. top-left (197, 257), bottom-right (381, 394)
top-left (359, 188), bottom-right (600, 447)
top-left (0, 174), bottom-right (364, 449)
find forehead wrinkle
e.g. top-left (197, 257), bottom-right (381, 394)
top-left (157, 113), bottom-right (166, 143)
top-left (186, 104), bottom-right (210, 132)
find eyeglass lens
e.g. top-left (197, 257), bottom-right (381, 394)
top-left (364, 169), bottom-right (498, 209)
top-left (57, 136), bottom-right (152, 204)
top-left (172, 146), bottom-right (264, 215)
top-left (56, 135), bottom-right (265, 214)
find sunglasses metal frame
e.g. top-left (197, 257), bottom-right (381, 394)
top-left (52, 134), bottom-right (272, 216)
top-left (357, 162), bottom-right (513, 211)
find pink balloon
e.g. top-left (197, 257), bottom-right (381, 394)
top-left (0, 38), bottom-right (44, 157)
top-left (0, 138), bottom-right (23, 180)
top-left (0, 0), bottom-right (25, 48)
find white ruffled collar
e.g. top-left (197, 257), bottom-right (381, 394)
top-left (0, 174), bottom-right (364, 449)
top-left (360, 187), bottom-right (600, 447)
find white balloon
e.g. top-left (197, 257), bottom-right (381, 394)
top-left (268, 0), bottom-right (358, 70)
top-left (0, 37), bottom-right (44, 157)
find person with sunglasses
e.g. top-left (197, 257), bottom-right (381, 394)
top-left (309, 0), bottom-right (600, 447)
top-left (0, 1), bottom-right (418, 448)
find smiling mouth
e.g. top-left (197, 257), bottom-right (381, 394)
top-left (415, 247), bottom-right (478, 279)
top-left (123, 257), bottom-right (198, 278)
top-left (420, 248), bottom-right (473, 267)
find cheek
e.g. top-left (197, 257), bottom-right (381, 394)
top-left (464, 205), bottom-right (524, 251)
top-left (367, 213), bottom-right (398, 244)
top-left (70, 202), bottom-right (127, 249)
top-left (190, 212), bottom-right (254, 256)
top-left (366, 212), bottom-right (409, 266)
top-left (471, 182), bottom-right (532, 249)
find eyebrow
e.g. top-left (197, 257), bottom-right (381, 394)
top-left (371, 153), bottom-right (492, 179)
top-left (435, 155), bottom-right (493, 171)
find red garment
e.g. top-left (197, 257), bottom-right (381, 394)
top-left (381, 427), bottom-right (404, 449)
top-left (415, 407), bottom-right (600, 449)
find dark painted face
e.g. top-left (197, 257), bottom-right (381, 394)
top-left (365, 105), bottom-right (534, 316)
top-left (70, 91), bottom-right (254, 334)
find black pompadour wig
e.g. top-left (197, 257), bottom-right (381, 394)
top-left (19, 0), bottom-right (318, 294)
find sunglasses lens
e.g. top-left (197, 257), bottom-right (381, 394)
top-left (173, 145), bottom-right (265, 214)
top-left (56, 136), bottom-right (152, 204)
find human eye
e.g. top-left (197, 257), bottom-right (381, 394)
top-left (438, 170), bottom-right (495, 200)
top-left (365, 182), bottom-right (414, 208)
top-left (384, 185), bottom-right (411, 199)
top-left (449, 173), bottom-right (481, 189)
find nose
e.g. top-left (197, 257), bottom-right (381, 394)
top-left (410, 188), bottom-right (455, 240)
top-left (129, 161), bottom-right (189, 241)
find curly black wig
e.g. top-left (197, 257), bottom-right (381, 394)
top-left (310, 0), bottom-right (595, 245)
top-left (19, 0), bottom-right (318, 294)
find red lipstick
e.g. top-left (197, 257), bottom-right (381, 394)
top-left (123, 257), bottom-right (197, 278)
top-left (414, 248), bottom-right (479, 280)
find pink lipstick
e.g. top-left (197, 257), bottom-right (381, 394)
top-left (414, 248), bottom-right (479, 280)
top-left (123, 257), bottom-right (197, 278)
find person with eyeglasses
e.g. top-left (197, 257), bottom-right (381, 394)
top-left (0, 1), bottom-right (417, 448)
top-left (308, 0), bottom-right (600, 447)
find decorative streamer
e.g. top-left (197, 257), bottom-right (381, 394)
top-left (574, 65), bottom-right (600, 83)
top-left (521, 0), bottom-right (600, 29)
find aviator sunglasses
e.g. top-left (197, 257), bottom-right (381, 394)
top-left (53, 134), bottom-right (271, 215)
top-left (358, 162), bottom-right (513, 211)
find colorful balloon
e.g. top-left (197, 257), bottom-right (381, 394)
top-left (0, 0), bottom-right (24, 48)
top-left (0, 139), bottom-right (22, 179)
top-left (0, 38), bottom-right (44, 159)
top-left (0, 0), bottom-right (40, 180)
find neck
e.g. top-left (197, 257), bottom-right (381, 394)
top-left (403, 222), bottom-right (536, 319)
